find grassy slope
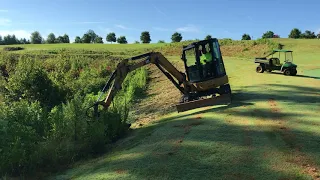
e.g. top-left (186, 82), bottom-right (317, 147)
top-left (34, 39), bottom-right (319, 179)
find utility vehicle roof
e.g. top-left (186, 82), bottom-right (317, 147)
top-left (273, 49), bottom-right (293, 52)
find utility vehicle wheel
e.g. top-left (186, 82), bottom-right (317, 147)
top-left (267, 69), bottom-right (272, 73)
top-left (256, 65), bottom-right (264, 73)
top-left (291, 69), bottom-right (297, 76)
top-left (284, 69), bottom-right (291, 76)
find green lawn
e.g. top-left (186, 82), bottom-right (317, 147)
top-left (49, 39), bottom-right (320, 180)
top-left (0, 43), bottom-right (167, 52)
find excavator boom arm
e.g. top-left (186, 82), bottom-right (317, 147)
top-left (93, 52), bottom-right (192, 116)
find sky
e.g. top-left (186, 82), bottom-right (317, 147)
top-left (0, 0), bottom-right (319, 43)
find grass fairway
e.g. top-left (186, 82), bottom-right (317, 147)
top-left (49, 39), bottom-right (320, 180)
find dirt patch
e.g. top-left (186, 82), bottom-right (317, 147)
top-left (115, 169), bottom-right (127, 174)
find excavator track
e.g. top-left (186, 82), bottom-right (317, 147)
top-left (176, 93), bottom-right (231, 112)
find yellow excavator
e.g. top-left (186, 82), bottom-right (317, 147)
top-left (90, 38), bottom-right (231, 117)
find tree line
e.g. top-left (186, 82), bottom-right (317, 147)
top-left (241, 28), bottom-right (320, 40)
top-left (1, 28), bottom-right (320, 45)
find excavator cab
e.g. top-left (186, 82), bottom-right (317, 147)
top-left (176, 38), bottom-right (231, 112)
top-left (181, 38), bottom-right (227, 83)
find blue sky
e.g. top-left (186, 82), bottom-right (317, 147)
top-left (0, 0), bottom-right (319, 43)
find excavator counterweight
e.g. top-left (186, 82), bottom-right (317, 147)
top-left (88, 38), bottom-right (231, 118)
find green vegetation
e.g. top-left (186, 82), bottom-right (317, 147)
top-left (140, 31), bottom-right (151, 44)
top-left (242, 33), bottom-right (251, 40)
top-left (0, 50), bottom-right (148, 178)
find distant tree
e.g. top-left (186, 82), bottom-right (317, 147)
top-left (46, 33), bottom-right (56, 44)
top-left (288, 28), bottom-right (301, 39)
top-left (273, 34), bottom-right (280, 38)
top-left (262, 31), bottom-right (274, 39)
top-left (30, 31), bottom-right (43, 44)
top-left (55, 36), bottom-right (65, 43)
top-left (140, 31), bottom-right (151, 43)
top-left (86, 29), bottom-right (97, 43)
top-left (74, 36), bottom-right (82, 43)
top-left (317, 33), bottom-right (320, 39)
top-left (158, 40), bottom-right (165, 43)
top-left (63, 34), bottom-right (70, 43)
top-left (106, 32), bottom-right (116, 43)
top-left (301, 30), bottom-right (316, 39)
top-left (205, 35), bottom-right (212, 40)
top-left (3, 34), bottom-right (18, 45)
top-left (134, 40), bottom-right (140, 44)
top-left (242, 33), bottom-right (251, 40)
top-left (81, 33), bottom-right (91, 43)
top-left (94, 36), bottom-right (103, 43)
top-left (20, 38), bottom-right (28, 44)
top-left (0, 35), bottom-right (3, 45)
top-left (171, 32), bottom-right (182, 42)
top-left (117, 36), bottom-right (127, 44)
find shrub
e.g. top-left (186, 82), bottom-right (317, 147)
top-left (3, 47), bottom-right (24, 51)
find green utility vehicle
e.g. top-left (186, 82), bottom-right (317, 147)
top-left (254, 49), bottom-right (298, 76)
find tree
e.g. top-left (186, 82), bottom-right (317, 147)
top-left (46, 33), bottom-right (56, 44)
top-left (134, 40), bottom-right (140, 44)
top-left (55, 36), bottom-right (65, 43)
top-left (74, 36), bottom-right (82, 43)
top-left (117, 36), bottom-right (127, 44)
top-left (242, 34), bottom-right (251, 40)
top-left (317, 33), bottom-right (320, 39)
top-left (301, 30), bottom-right (316, 39)
top-left (171, 32), bottom-right (182, 42)
top-left (81, 33), bottom-right (91, 43)
top-left (30, 31), bottom-right (43, 44)
top-left (106, 32), bottom-right (116, 43)
top-left (288, 28), bottom-right (301, 39)
top-left (262, 31), bottom-right (274, 39)
top-left (63, 34), bottom-right (70, 43)
top-left (86, 29), bottom-right (97, 43)
top-left (205, 35), bottom-right (212, 40)
top-left (140, 31), bottom-right (151, 43)
top-left (0, 35), bottom-right (3, 45)
top-left (94, 36), bottom-right (103, 43)
top-left (158, 40), bottom-right (165, 43)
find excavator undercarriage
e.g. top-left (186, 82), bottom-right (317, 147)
top-left (89, 38), bottom-right (232, 118)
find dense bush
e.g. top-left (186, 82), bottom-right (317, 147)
top-left (0, 52), bottom-right (148, 178)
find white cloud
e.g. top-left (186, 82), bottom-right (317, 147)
top-left (0, 9), bottom-right (8, 12)
top-left (176, 24), bottom-right (200, 33)
top-left (0, 30), bottom-right (31, 39)
top-left (0, 18), bottom-right (11, 26)
top-left (152, 27), bottom-right (170, 31)
top-left (115, 24), bottom-right (129, 30)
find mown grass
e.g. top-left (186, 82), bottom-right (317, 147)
top-left (50, 38), bottom-right (320, 180)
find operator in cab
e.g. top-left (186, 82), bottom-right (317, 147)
top-left (199, 45), bottom-right (213, 77)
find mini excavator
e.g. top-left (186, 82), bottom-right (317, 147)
top-left (90, 38), bottom-right (231, 117)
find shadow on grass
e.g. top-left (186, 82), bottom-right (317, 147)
top-left (52, 112), bottom-right (319, 180)
top-left (269, 71), bottom-right (320, 79)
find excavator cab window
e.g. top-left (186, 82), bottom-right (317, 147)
top-left (182, 38), bottom-right (226, 83)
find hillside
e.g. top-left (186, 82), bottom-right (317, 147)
top-left (1, 38), bottom-right (319, 179)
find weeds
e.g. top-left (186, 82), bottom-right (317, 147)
top-left (0, 52), bottom-right (148, 178)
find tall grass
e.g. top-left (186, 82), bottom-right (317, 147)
top-left (0, 51), bottom-right (148, 178)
